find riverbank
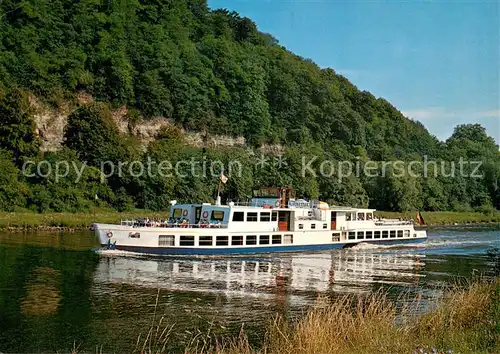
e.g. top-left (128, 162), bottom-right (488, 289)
top-left (0, 210), bottom-right (498, 231)
top-left (0, 210), bottom-right (169, 231)
top-left (376, 211), bottom-right (500, 227)
top-left (139, 277), bottom-right (500, 354)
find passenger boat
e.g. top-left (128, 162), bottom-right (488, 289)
top-left (93, 187), bottom-right (427, 255)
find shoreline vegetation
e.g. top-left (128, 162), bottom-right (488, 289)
top-left (0, 0), bottom-right (499, 226)
top-left (0, 210), bottom-right (499, 232)
top-left (0, 210), bottom-right (169, 232)
top-left (83, 277), bottom-right (500, 354)
top-left (375, 211), bottom-right (500, 228)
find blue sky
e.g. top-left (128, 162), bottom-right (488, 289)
top-left (208, 0), bottom-right (499, 144)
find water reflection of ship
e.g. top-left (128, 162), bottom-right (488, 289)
top-left (94, 249), bottom-right (425, 299)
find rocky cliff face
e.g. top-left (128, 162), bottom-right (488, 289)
top-left (30, 95), bottom-right (69, 152)
top-left (30, 93), bottom-right (253, 152)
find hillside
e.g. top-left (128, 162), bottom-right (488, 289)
top-left (0, 0), bottom-right (498, 213)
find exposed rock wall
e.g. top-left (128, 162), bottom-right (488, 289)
top-left (29, 94), bottom-right (253, 152)
top-left (30, 95), bottom-right (70, 152)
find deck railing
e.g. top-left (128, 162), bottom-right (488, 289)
top-left (120, 220), bottom-right (228, 229)
top-left (374, 219), bottom-right (414, 226)
top-left (230, 201), bottom-right (280, 207)
top-left (230, 200), bottom-right (313, 208)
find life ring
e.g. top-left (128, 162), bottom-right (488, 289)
top-left (202, 211), bottom-right (209, 218)
top-left (182, 209), bottom-right (188, 216)
top-left (106, 232), bottom-right (113, 238)
top-left (275, 200), bottom-right (281, 207)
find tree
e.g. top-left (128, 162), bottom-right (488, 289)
top-left (0, 150), bottom-right (28, 211)
top-left (64, 103), bottom-right (127, 167)
top-left (0, 0), bottom-right (498, 213)
top-left (0, 90), bottom-right (39, 164)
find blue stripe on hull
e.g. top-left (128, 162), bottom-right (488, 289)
top-left (110, 238), bottom-right (426, 255)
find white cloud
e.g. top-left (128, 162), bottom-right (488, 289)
top-left (401, 107), bottom-right (456, 120)
top-left (402, 107), bottom-right (500, 120)
top-left (472, 110), bottom-right (500, 119)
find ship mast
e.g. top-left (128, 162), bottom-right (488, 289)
top-left (216, 177), bottom-right (222, 206)
top-left (216, 169), bottom-right (227, 206)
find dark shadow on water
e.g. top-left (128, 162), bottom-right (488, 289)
top-left (0, 242), bottom-right (99, 352)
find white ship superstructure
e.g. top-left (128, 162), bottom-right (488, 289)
top-left (94, 187), bottom-right (426, 255)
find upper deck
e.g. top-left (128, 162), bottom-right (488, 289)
top-left (121, 195), bottom-right (415, 235)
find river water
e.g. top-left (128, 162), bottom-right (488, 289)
top-left (0, 228), bottom-right (498, 352)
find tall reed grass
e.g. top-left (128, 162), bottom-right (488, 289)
top-left (133, 278), bottom-right (499, 354)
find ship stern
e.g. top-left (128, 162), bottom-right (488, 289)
top-left (93, 223), bottom-right (113, 246)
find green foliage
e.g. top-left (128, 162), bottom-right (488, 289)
top-left (23, 148), bottom-right (113, 212)
top-left (366, 166), bottom-right (423, 212)
top-left (0, 150), bottom-right (29, 211)
top-left (0, 90), bottom-right (39, 164)
top-left (64, 103), bottom-right (127, 166)
top-left (0, 0), bottom-right (442, 151)
top-left (0, 0), bottom-right (498, 213)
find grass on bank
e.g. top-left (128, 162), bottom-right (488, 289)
top-left (133, 278), bottom-right (500, 354)
top-left (0, 210), bottom-right (499, 231)
top-left (0, 209), bottom-right (169, 230)
top-left (376, 211), bottom-right (500, 226)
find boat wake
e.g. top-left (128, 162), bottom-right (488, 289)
top-left (349, 236), bottom-right (498, 256)
top-left (350, 242), bottom-right (426, 250)
top-left (424, 239), bottom-right (495, 248)
top-left (95, 249), bottom-right (148, 258)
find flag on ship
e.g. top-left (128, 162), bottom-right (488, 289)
top-left (416, 211), bottom-right (425, 226)
top-left (220, 171), bottom-right (228, 184)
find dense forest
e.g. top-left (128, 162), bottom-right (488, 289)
top-left (0, 0), bottom-right (498, 213)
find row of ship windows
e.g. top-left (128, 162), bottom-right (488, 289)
top-left (345, 213), bottom-right (374, 221)
top-left (298, 223), bottom-right (328, 230)
top-left (347, 230), bottom-right (411, 240)
top-left (159, 234), bottom-right (293, 247)
top-left (232, 211), bottom-right (278, 222)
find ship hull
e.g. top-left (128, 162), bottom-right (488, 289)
top-left (94, 219), bottom-right (427, 256)
top-left (112, 238), bottom-right (425, 255)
